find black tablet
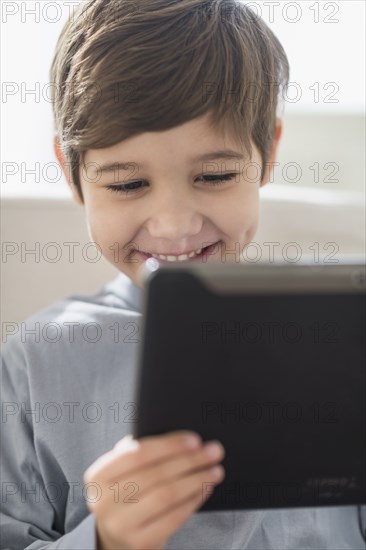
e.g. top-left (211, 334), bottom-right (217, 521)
top-left (133, 258), bottom-right (366, 512)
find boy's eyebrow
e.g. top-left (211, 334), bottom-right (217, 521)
top-left (191, 149), bottom-right (245, 162)
top-left (91, 149), bottom-right (245, 175)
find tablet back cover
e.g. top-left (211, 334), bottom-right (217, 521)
top-left (133, 262), bottom-right (366, 511)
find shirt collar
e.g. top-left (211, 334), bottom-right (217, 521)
top-left (105, 271), bottom-right (143, 313)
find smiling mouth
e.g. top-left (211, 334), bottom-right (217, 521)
top-left (136, 241), bottom-right (221, 263)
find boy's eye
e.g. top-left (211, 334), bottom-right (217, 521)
top-left (196, 173), bottom-right (237, 185)
top-left (106, 180), bottom-right (146, 194)
top-left (105, 173), bottom-right (237, 195)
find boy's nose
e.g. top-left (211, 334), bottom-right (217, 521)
top-left (145, 199), bottom-right (203, 242)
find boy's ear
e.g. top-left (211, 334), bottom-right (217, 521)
top-left (54, 137), bottom-right (83, 205)
top-left (260, 117), bottom-right (282, 187)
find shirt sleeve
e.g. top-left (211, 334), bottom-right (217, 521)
top-left (358, 505), bottom-right (366, 544)
top-left (0, 335), bottom-right (97, 550)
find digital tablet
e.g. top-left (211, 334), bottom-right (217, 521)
top-left (132, 258), bottom-right (366, 512)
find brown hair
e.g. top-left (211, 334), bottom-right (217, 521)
top-left (50, 0), bottom-right (290, 203)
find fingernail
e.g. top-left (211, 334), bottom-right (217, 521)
top-left (184, 434), bottom-right (201, 448)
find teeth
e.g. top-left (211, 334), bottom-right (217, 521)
top-left (150, 247), bottom-right (204, 262)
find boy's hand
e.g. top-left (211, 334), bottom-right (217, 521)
top-left (83, 431), bottom-right (225, 550)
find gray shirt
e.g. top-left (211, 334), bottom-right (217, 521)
top-left (1, 272), bottom-right (365, 549)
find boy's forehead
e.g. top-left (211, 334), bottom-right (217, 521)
top-left (84, 114), bottom-right (243, 165)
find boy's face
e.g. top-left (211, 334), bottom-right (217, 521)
top-left (57, 113), bottom-right (281, 289)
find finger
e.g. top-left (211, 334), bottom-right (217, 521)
top-left (131, 464), bottom-right (224, 529)
top-left (122, 440), bottom-right (225, 499)
top-left (84, 431), bottom-right (201, 484)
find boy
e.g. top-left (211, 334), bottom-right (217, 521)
top-left (1, 0), bottom-right (365, 548)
